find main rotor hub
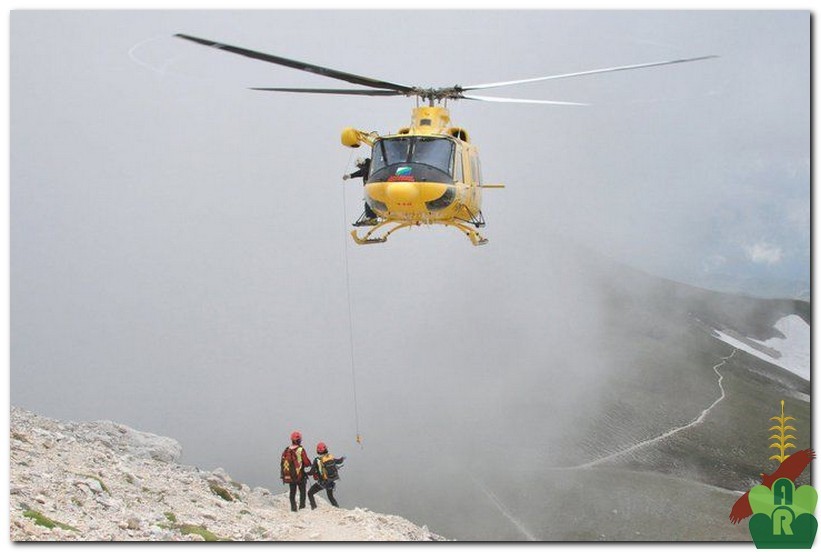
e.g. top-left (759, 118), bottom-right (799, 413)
top-left (408, 86), bottom-right (465, 104)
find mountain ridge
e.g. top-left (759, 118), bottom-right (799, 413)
top-left (9, 406), bottom-right (445, 541)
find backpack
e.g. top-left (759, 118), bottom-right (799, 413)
top-left (317, 453), bottom-right (340, 482)
top-left (281, 446), bottom-right (303, 483)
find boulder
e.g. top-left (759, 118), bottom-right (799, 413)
top-left (81, 421), bottom-right (182, 463)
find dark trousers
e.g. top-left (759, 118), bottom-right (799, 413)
top-left (308, 482), bottom-right (339, 508)
top-left (288, 480), bottom-right (307, 511)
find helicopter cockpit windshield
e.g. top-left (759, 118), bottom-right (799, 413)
top-left (369, 137), bottom-right (455, 183)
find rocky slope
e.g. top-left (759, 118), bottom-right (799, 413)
top-left (9, 407), bottom-right (443, 541)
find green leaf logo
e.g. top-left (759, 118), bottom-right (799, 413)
top-left (749, 479), bottom-right (817, 548)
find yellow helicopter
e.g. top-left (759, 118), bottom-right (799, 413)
top-left (175, 34), bottom-right (716, 246)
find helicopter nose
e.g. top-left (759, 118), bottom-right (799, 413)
top-left (386, 181), bottom-right (419, 204)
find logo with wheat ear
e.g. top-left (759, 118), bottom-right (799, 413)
top-left (728, 400), bottom-right (816, 548)
top-left (769, 400), bottom-right (796, 464)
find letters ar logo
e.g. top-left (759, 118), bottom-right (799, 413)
top-left (748, 478), bottom-right (817, 549)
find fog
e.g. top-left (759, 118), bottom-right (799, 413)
top-left (11, 10), bottom-right (808, 539)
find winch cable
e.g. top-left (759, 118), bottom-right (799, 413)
top-left (340, 152), bottom-right (363, 449)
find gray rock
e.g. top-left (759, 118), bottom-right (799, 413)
top-left (81, 421), bottom-right (182, 463)
top-left (122, 430), bottom-right (182, 463)
top-left (85, 478), bottom-right (104, 494)
top-left (210, 467), bottom-right (230, 482)
top-left (96, 494), bottom-right (121, 509)
top-left (126, 517), bottom-right (141, 530)
top-left (31, 428), bottom-right (54, 439)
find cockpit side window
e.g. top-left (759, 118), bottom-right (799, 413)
top-left (470, 155), bottom-right (483, 185)
top-left (453, 149), bottom-right (464, 182)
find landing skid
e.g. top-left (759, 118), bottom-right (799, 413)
top-left (350, 219), bottom-right (488, 246)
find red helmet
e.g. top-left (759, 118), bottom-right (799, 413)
top-left (316, 442), bottom-right (328, 454)
top-left (290, 431), bottom-right (302, 443)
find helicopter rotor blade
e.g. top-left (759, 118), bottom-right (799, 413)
top-left (461, 55), bottom-right (719, 91)
top-left (175, 33), bottom-right (415, 93)
top-left (462, 94), bottom-right (589, 106)
top-left (249, 87), bottom-right (404, 96)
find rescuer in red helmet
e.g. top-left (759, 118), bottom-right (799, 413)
top-left (308, 441), bottom-right (346, 509)
top-left (280, 431), bottom-right (312, 512)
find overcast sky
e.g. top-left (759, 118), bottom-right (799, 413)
top-left (12, 10), bottom-right (809, 293)
top-left (10, 9), bottom-right (809, 536)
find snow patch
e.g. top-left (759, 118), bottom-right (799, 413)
top-left (713, 315), bottom-right (810, 381)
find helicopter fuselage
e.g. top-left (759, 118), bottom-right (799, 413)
top-left (363, 131), bottom-right (483, 223)
top-left (343, 106), bottom-right (494, 244)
